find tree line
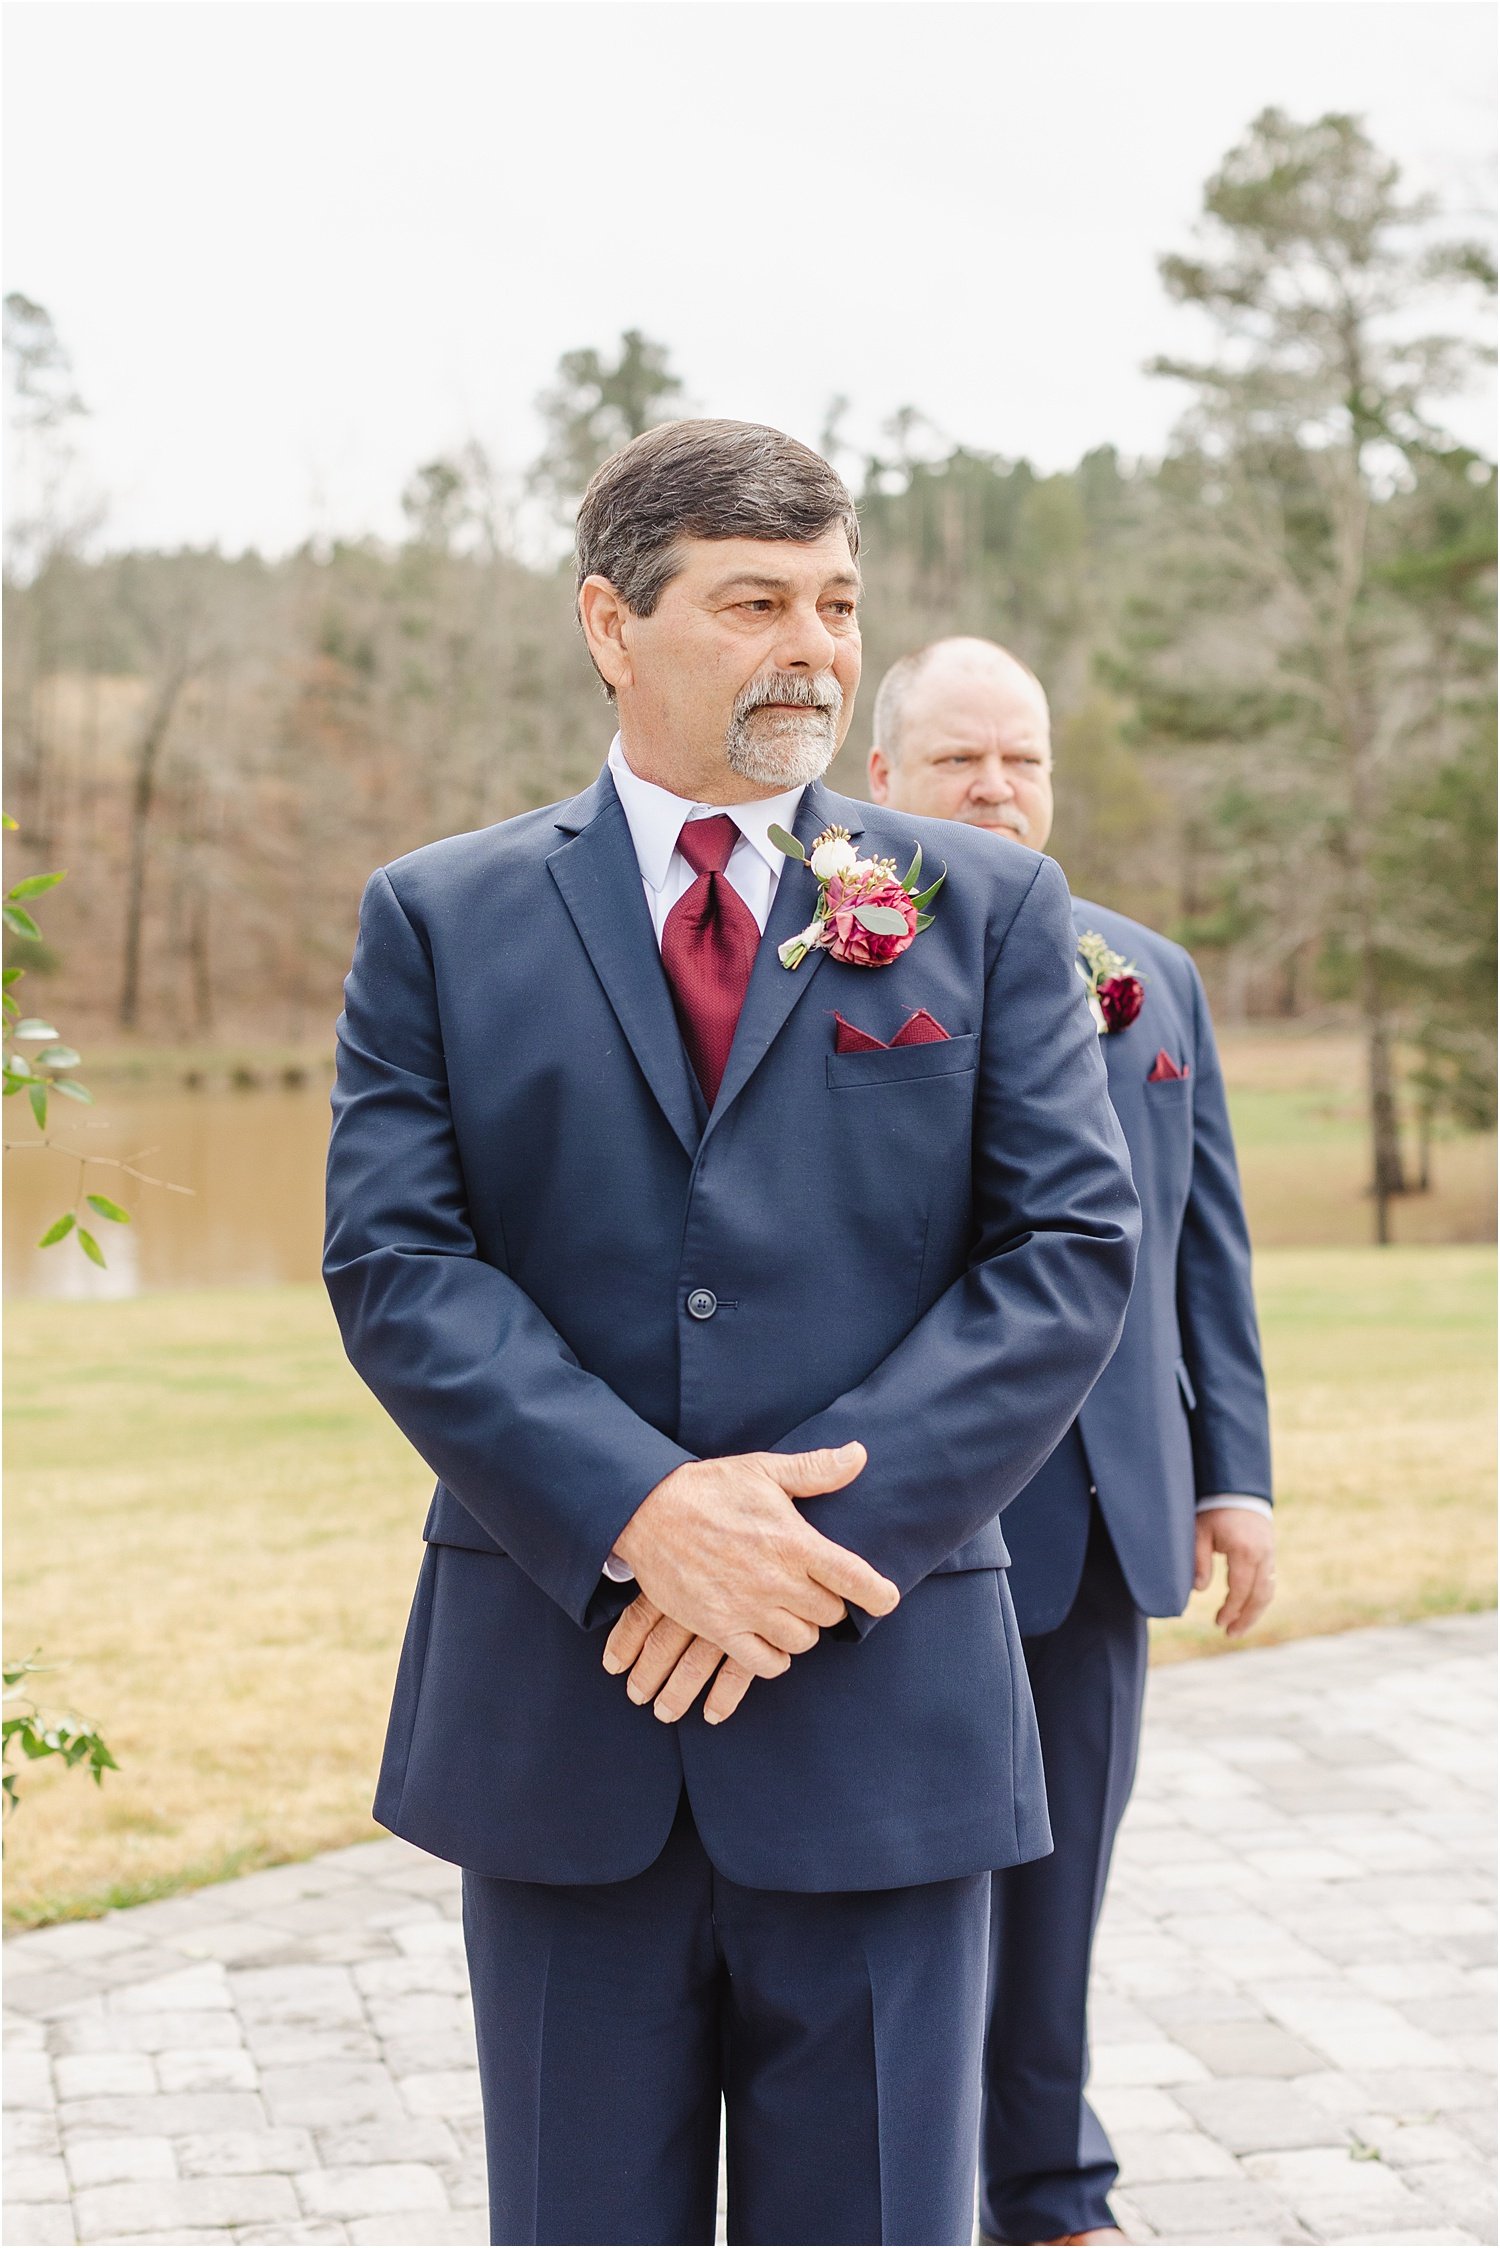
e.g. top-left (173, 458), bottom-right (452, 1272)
top-left (3, 110), bottom-right (1494, 1240)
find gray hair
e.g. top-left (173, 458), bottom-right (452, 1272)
top-left (575, 418), bottom-right (860, 621)
top-left (873, 637), bottom-right (1047, 761)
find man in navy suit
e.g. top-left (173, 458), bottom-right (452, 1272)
top-left (325, 428), bottom-right (1140, 2247)
top-left (870, 637), bottom-right (1275, 2248)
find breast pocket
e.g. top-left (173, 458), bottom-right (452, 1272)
top-left (826, 1032), bottom-right (979, 1089)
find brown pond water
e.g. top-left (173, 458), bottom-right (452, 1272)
top-left (5, 1084), bottom-right (334, 1300)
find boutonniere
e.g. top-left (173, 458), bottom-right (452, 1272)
top-left (1077, 930), bottom-right (1145, 1033)
top-left (769, 825), bottom-right (945, 972)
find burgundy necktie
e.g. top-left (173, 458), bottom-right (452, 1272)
top-left (660, 815), bottom-right (760, 1105)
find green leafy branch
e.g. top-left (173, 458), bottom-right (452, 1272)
top-left (3, 1656), bottom-right (118, 1814)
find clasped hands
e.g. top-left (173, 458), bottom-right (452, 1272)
top-left (601, 1442), bottom-right (899, 1725)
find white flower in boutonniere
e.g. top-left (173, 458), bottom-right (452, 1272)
top-left (1076, 930), bottom-right (1146, 1034)
top-left (769, 824), bottom-right (946, 971)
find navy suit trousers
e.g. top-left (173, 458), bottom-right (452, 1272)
top-left (463, 1792), bottom-right (990, 2246)
top-left (980, 1510), bottom-right (1149, 2243)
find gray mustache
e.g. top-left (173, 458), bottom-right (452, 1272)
top-left (736, 672), bottom-right (843, 719)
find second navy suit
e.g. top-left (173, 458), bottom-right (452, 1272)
top-left (980, 897), bottom-right (1273, 2246)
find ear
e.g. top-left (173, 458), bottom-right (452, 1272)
top-left (578, 575), bottom-right (634, 695)
top-left (867, 744), bottom-right (893, 805)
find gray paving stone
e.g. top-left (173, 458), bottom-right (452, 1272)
top-left (174, 2125), bottom-right (317, 2175)
top-left (0, 2206), bottom-right (77, 2245)
top-left (1123, 2174), bottom-right (1312, 2242)
top-left (154, 2045), bottom-right (260, 2092)
top-left (57, 2092), bottom-right (267, 2137)
top-left (6, 2157), bottom-right (70, 2202)
top-left (108, 1965), bottom-right (231, 2014)
top-left (1242, 2143), bottom-right (1450, 2230)
top-left (295, 2161), bottom-right (451, 2218)
top-left (1171, 2018), bottom-right (1327, 2078)
top-left (64, 2135), bottom-right (177, 2187)
top-left (53, 2009), bottom-right (244, 2058)
top-left (1176, 2076), bottom-right (1358, 2155)
top-left (2, 1970), bottom-right (107, 2019)
top-left (71, 2172), bottom-right (299, 2240)
top-left (237, 2227), bottom-right (351, 2245)
top-left (5, 2107), bottom-right (64, 2159)
top-left (346, 2214), bottom-right (488, 2246)
top-left (260, 2061), bottom-right (406, 2130)
top-left (314, 2117), bottom-right (462, 2166)
top-left (52, 2052), bottom-right (158, 2100)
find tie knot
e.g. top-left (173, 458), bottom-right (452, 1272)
top-left (676, 814), bottom-right (741, 879)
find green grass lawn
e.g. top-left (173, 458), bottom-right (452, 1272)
top-left (4, 1247), bottom-right (1494, 1928)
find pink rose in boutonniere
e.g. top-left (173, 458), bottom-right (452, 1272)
top-left (1076, 929), bottom-right (1145, 1033)
top-left (769, 824), bottom-right (945, 972)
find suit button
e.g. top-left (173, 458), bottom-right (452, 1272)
top-left (686, 1288), bottom-right (718, 1321)
top-left (1089, 1484), bottom-right (1098, 1497)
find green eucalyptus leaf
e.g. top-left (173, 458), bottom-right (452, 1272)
top-left (36, 1045), bottom-right (81, 1072)
top-left (76, 1227), bottom-right (106, 1268)
top-left (914, 913), bottom-right (935, 932)
top-left (911, 871), bottom-right (947, 911)
top-left (14, 1019), bottom-right (59, 1040)
top-left (51, 1079), bottom-right (93, 1104)
top-left (86, 1194), bottom-right (131, 1225)
top-left (7, 871), bottom-right (65, 901)
top-left (767, 824), bottom-right (805, 861)
top-left (37, 1212), bottom-right (75, 1247)
top-left (901, 844), bottom-right (923, 891)
top-left (852, 904), bottom-right (912, 935)
top-left (28, 1083), bottom-right (47, 1130)
top-left (2, 904), bottom-right (40, 941)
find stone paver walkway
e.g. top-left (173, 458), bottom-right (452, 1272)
top-left (4, 1613), bottom-right (1493, 2247)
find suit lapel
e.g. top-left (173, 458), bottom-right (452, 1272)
top-left (703, 781), bottom-right (865, 1142)
top-left (547, 773), bottom-right (704, 1160)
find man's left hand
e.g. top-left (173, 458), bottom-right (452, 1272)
top-left (1194, 1507), bottom-right (1276, 1636)
top-left (605, 1595), bottom-right (763, 1723)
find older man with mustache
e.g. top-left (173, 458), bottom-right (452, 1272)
top-left (870, 637), bottom-right (1275, 2248)
top-left (327, 438), bottom-right (1139, 2246)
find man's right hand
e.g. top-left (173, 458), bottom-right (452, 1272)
top-left (608, 1442), bottom-right (898, 1681)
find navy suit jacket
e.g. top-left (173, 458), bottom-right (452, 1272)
top-left (324, 771), bottom-right (1139, 1893)
top-left (1001, 899), bottom-right (1273, 1637)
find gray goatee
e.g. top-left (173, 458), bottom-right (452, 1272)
top-left (724, 669), bottom-right (843, 788)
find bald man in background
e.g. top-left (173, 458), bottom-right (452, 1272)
top-left (870, 639), bottom-right (1275, 2248)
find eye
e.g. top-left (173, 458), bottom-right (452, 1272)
top-left (824, 600), bottom-right (858, 618)
top-left (739, 599), bottom-right (775, 615)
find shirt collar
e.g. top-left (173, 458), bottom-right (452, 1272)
top-left (607, 735), bottom-right (805, 892)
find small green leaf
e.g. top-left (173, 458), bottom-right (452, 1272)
top-left (2, 903), bottom-right (40, 941)
top-left (37, 1212), bottom-right (75, 1247)
top-left (7, 870), bottom-right (65, 900)
top-left (76, 1227), bottom-right (106, 1268)
top-left (6, 1052), bottom-right (34, 1079)
top-left (2, 812), bottom-right (17, 830)
top-left (767, 824), bottom-right (806, 861)
top-left (2, 968), bottom-right (21, 984)
top-left (86, 1194), bottom-right (131, 1225)
top-left (13, 1019), bottom-right (59, 1040)
top-left (51, 1078), bottom-right (93, 1104)
top-left (901, 844), bottom-right (923, 891)
top-left (28, 1083), bottom-right (47, 1130)
top-left (911, 871), bottom-right (946, 912)
top-left (914, 913), bottom-right (935, 932)
top-left (852, 904), bottom-right (912, 935)
top-left (35, 1045), bottom-right (81, 1071)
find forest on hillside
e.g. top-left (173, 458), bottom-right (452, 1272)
top-left (4, 111), bottom-right (1495, 1239)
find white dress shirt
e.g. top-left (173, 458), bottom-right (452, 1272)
top-left (607, 735), bottom-right (805, 944)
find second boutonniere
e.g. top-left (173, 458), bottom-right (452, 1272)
top-left (769, 825), bottom-right (945, 972)
top-left (1076, 930), bottom-right (1145, 1033)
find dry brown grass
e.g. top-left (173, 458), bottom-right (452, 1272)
top-left (5, 1249), bottom-right (1495, 1924)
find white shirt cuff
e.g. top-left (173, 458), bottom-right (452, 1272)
top-left (1196, 1494), bottom-right (1273, 1518)
top-left (602, 1552), bottom-right (636, 1583)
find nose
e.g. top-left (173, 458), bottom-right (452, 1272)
top-left (968, 755), bottom-right (1014, 802)
top-left (771, 599), bottom-right (838, 676)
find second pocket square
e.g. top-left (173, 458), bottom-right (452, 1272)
top-left (835, 1009), bottom-right (950, 1054)
top-left (1147, 1049), bottom-right (1189, 1082)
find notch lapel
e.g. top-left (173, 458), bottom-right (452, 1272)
top-left (702, 781), bottom-right (865, 1140)
top-left (548, 774), bottom-right (704, 1160)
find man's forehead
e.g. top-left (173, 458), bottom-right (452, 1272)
top-left (908, 665), bottom-right (1050, 742)
top-left (680, 529), bottom-right (861, 592)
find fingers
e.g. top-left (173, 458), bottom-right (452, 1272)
top-left (649, 1637), bottom-right (727, 1724)
top-left (1220, 1552), bottom-right (1276, 1637)
top-left (759, 1608), bottom-right (821, 1656)
top-left (723, 1629), bottom-right (794, 1681)
top-left (703, 1659), bottom-right (756, 1725)
top-left (1193, 1517), bottom-right (1214, 1593)
top-left (763, 1441), bottom-right (868, 1499)
top-left (805, 1535), bottom-right (899, 1618)
top-left (602, 1595), bottom-right (661, 1676)
top-left (623, 1614), bottom-right (694, 1704)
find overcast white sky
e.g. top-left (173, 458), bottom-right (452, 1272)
top-left (5, 0), bottom-right (1495, 556)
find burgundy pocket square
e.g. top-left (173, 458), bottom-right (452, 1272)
top-left (834, 1009), bottom-right (950, 1054)
top-left (1147, 1049), bottom-right (1189, 1082)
